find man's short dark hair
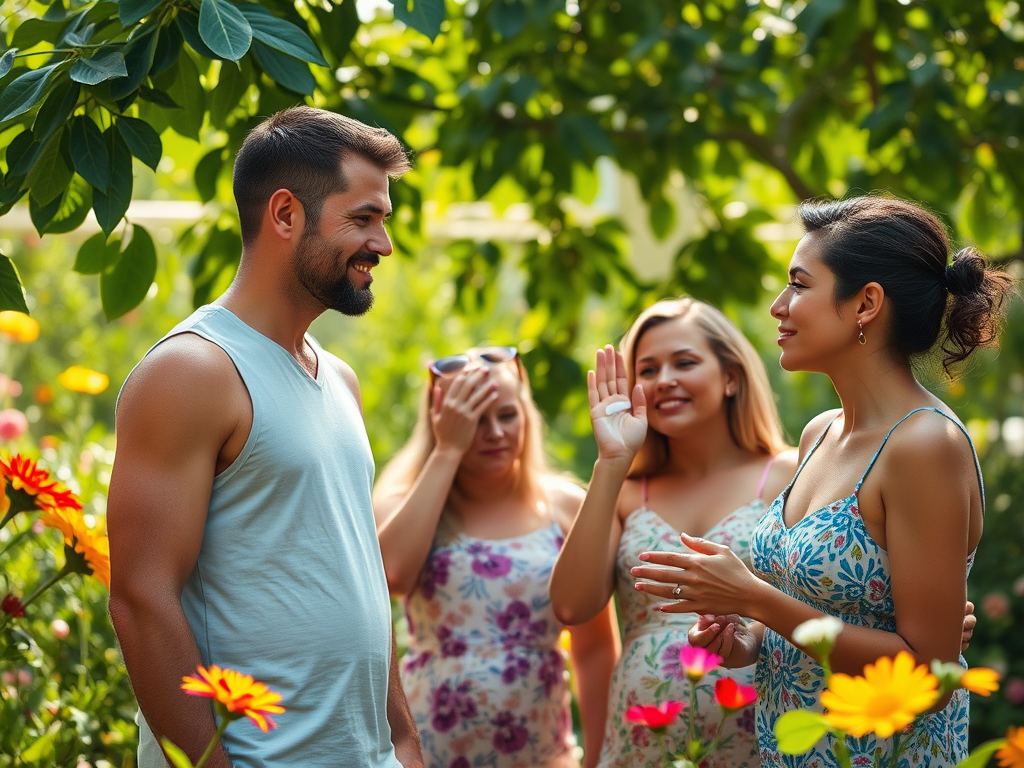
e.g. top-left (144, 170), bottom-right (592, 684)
top-left (233, 107), bottom-right (412, 245)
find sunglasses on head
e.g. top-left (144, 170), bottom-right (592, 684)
top-left (429, 346), bottom-right (519, 378)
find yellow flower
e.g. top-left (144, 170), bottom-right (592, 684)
top-left (57, 366), bottom-right (109, 395)
top-left (821, 651), bottom-right (938, 738)
top-left (39, 505), bottom-right (81, 543)
top-left (998, 726), bottom-right (1024, 768)
top-left (960, 667), bottom-right (1000, 696)
top-left (67, 515), bottom-right (110, 589)
top-left (182, 665), bottom-right (286, 732)
top-left (0, 311), bottom-right (39, 343)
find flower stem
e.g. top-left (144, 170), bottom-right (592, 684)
top-left (194, 717), bottom-right (230, 768)
top-left (687, 679), bottom-right (697, 753)
top-left (0, 523), bottom-right (31, 558)
top-left (834, 732), bottom-right (854, 768)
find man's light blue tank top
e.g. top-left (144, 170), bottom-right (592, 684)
top-left (133, 306), bottom-right (400, 768)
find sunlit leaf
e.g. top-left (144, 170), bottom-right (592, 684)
top-left (117, 116), bottom-right (162, 170)
top-left (389, 0), bottom-right (445, 42)
top-left (251, 40), bottom-right (314, 95)
top-left (119, 0), bottom-right (165, 27)
top-left (0, 64), bottom-right (59, 123)
top-left (237, 3), bottom-right (327, 66)
top-left (71, 48), bottom-right (128, 85)
top-left (199, 0), bottom-right (252, 61)
top-left (101, 224), bottom-right (157, 320)
top-left (774, 710), bottom-right (830, 755)
top-left (0, 254), bottom-right (29, 314)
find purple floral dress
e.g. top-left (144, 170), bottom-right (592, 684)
top-left (596, 473), bottom-right (768, 768)
top-left (751, 408), bottom-right (982, 767)
top-left (401, 522), bottom-right (578, 768)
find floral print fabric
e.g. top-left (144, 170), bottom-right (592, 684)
top-left (596, 504), bottom-right (764, 768)
top-left (751, 408), bottom-right (980, 768)
top-left (401, 522), bottom-right (577, 768)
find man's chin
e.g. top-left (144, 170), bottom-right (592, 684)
top-left (331, 289), bottom-right (374, 317)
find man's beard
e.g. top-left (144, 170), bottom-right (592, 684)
top-left (293, 230), bottom-right (377, 316)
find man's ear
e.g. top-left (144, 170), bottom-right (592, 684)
top-left (265, 189), bottom-right (305, 242)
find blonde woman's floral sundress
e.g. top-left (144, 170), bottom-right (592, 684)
top-left (401, 521), bottom-right (577, 768)
top-left (751, 407), bottom-right (983, 768)
top-left (596, 463), bottom-right (774, 768)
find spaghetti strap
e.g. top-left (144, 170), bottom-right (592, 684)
top-left (755, 455), bottom-right (776, 500)
top-left (641, 476), bottom-right (649, 506)
top-left (854, 407), bottom-right (986, 512)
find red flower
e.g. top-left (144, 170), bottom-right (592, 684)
top-left (624, 701), bottom-right (685, 730)
top-left (0, 454), bottom-right (82, 514)
top-left (2, 593), bottom-right (25, 618)
top-left (715, 677), bottom-right (757, 711)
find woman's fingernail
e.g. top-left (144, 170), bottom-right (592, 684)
top-left (638, 553), bottom-right (649, 561)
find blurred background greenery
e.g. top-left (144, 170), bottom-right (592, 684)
top-left (2, 0), bottom-right (1023, 763)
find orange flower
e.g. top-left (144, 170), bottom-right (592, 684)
top-left (960, 667), bottom-right (1000, 696)
top-left (182, 665), bottom-right (285, 732)
top-left (39, 505), bottom-right (80, 543)
top-left (0, 453), bottom-right (82, 515)
top-left (67, 515), bottom-right (110, 589)
top-left (0, 311), bottom-right (40, 343)
top-left (57, 366), bottom-right (109, 395)
top-left (998, 726), bottom-right (1024, 768)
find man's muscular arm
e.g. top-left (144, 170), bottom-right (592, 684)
top-left (107, 335), bottom-right (250, 767)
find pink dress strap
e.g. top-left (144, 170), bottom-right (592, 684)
top-left (755, 455), bottom-right (776, 500)
top-left (641, 476), bottom-right (649, 506)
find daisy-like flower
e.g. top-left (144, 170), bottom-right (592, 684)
top-left (0, 454), bottom-right (82, 527)
top-left (57, 366), bottom-right (109, 395)
top-left (182, 665), bottom-right (286, 732)
top-left (624, 701), bottom-right (686, 731)
top-left (39, 505), bottom-right (80, 544)
top-left (0, 311), bottom-right (40, 343)
top-left (997, 726), bottom-right (1024, 768)
top-left (65, 514), bottom-right (110, 589)
top-left (960, 667), bottom-right (1000, 697)
top-left (821, 651), bottom-right (938, 738)
top-left (714, 677), bottom-right (757, 711)
top-left (680, 644), bottom-right (723, 682)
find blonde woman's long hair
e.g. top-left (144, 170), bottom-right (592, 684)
top-left (374, 355), bottom-right (553, 512)
top-left (620, 297), bottom-right (788, 478)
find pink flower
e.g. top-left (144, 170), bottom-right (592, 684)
top-left (0, 409), bottom-right (28, 441)
top-left (680, 644), bottom-right (723, 681)
top-left (1005, 678), bottom-right (1024, 706)
top-left (625, 701), bottom-right (686, 730)
top-left (51, 619), bottom-right (70, 640)
top-left (715, 677), bottom-right (757, 711)
top-left (1013, 576), bottom-right (1024, 598)
top-left (981, 592), bottom-right (1011, 621)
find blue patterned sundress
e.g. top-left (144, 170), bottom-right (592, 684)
top-left (751, 407), bottom-right (983, 768)
top-left (401, 521), bottom-right (578, 768)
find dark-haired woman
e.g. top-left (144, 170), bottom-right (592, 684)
top-left (630, 196), bottom-right (1013, 767)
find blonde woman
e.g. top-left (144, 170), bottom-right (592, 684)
top-left (374, 348), bottom-right (619, 768)
top-left (550, 298), bottom-right (798, 768)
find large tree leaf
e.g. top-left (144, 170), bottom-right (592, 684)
top-left (309, 0), bottom-right (359, 68)
top-left (5, 129), bottom-right (41, 177)
top-left (101, 224), bottom-right (157, 320)
top-left (44, 175), bottom-right (93, 234)
top-left (251, 40), bottom-right (314, 96)
top-left (74, 231), bottom-right (122, 274)
top-left (198, 0), bottom-right (252, 62)
top-left (0, 64), bottom-right (59, 123)
top-left (92, 127), bottom-right (134, 236)
top-left (70, 48), bottom-right (128, 85)
top-left (163, 53), bottom-right (205, 139)
top-left (70, 114), bottom-right (111, 191)
top-left (194, 146), bottom-right (224, 202)
top-left (0, 49), bottom-right (17, 79)
top-left (389, 0), bottom-right (445, 42)
top-left (27, 128), bottom-right (73, 206)
top-left (11, 19), bottom-right (63, 50)
top-left (176, 10), bottom-right (222, 59)
top-left (116, 116), bottom-right (162, 170)
top-left (32, 76), bottom-right (80, 143)
top-left (118, 0), bottom-right (165, 27)
top-left (151, 21), bottom-right (184, 76)
top-left (236, 4), bottom-right (327, 66)
top-left (108, 23), bottom-right (159, 99)
top-left (0, 253), bottom-right (28, 313)
top-left (209, 59), bottom-right (250, 126)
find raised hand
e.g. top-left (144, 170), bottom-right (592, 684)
top-left (588, 345), bottom-right (648, 463)
top-left (430, 368), bottom-right (497, 456)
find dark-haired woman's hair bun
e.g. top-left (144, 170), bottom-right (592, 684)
top-left (945, 248), bottom-right (986, 296)
top-left (942, 246), bottom-right (1014, 372)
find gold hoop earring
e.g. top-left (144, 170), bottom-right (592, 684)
top-left (858, 320), bottom-right (866, 345)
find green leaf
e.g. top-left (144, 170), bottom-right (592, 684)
top-left (159, 738), bottom-right (196, 768)
top-left (389, 0), bottom-right (445, 42)
top-left (92, 127), bottom-right (134, 236)
top-left (117, 116), bottom-right (162, 170)
top-left (956, 738), bottom-right (1006, 768)
top-left (209, 59), bottom-right (250, 126)
top-left (177, 11), bottom-right (222, 59)
top-left (118, 0), bottom-right (165, 27)
top-left (152, 21), bottom-right (184, 76)
top-left (0, 49), bottom-right (17, 79)
top-left (32, 76), bottom-right (80, 143)
top-left (6, 129), bottom-right (41, 176)
top-left (163, 53), bottom-right (205, 139)
top-left (109, 24), bottom-right (160, 100)
top-left (309, 0), bottom-right (359, 67)
top-left (27, 128), bottom-right (73, 206)
top-left (0, 253), bottom-right (29, 313)
top-left (20, 727), bottom-right (57, 762)
top-left (71, 48), bottom-right (128, 85)
top-left (74, 231), bottom-right (122, 274)
top-left (29, 184), bottom-right (63, 233)
top-left (102, 224), bottom-right (157, 320)
top-left (236, 4), bottom-right (327, 66)
top-left (649, 192), bottom-right (675, 240)
top-left (138, 85), bottom-right (179, 108)
top-left (44, 176), bottom-right (93, 234)
top-left (488, 0), bottom-right (527, 41)
top-left (199, 0), bottom-right (252, 62)
top-left (774, 710), bottom-right (830, 755)
top-left (251, 40), bottom-right (314, 96)
top-left (11, 19), bottom-right (63, 50)
top-left (70, 114), bottom-right (111, 191)
top-left (195, 146), bottom-right (224, 202)
top-left (0, 64), bottom-right (59, 123)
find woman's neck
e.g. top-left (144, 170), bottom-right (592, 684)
top-left (826, 353), bottom-right (931, 434)
top-left (661, 411), bottom-right (753, 477)
top-left (451, 464), bottom-right (522, 509)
